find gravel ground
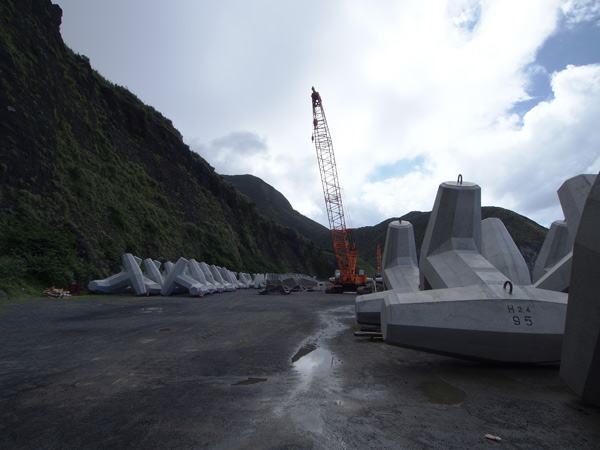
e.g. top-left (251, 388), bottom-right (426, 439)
top-left (1, 289), bottom-right (598, 449)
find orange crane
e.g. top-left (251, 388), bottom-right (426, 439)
top-left (311, 87), bottom-right (367, 293)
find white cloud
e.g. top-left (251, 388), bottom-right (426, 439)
top-left (561, 0), bottom-right (600, 25)
top-left (190, 131), bottom-right (268, 175)
top-left (55, 0), bottom-right (600, 231)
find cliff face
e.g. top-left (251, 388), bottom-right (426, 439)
top-left (223, 175), bottom-right (331, 249)
top-left (0, 0), bottom-right (330, 293)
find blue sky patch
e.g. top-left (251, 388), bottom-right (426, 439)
top-left (369, 156), bottom-right (426, 182)
top-left (509, 18), bottom-right (600, 119)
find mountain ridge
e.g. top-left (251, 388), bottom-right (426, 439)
top-left (226, 174), bottom-right (548, 274)
top-left (0, 0), bottom-right (332, 295)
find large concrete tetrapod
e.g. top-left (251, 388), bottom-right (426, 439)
top-left (383, 177), bottom-right (568, 363)
top-left (561, 172), bottom-right (600, 406)
top-left (88, 253), bottom-right (150, 296)
top-left (161, 257), bottom-right (206, 297)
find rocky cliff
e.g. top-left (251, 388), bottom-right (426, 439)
top-left (0, 0), bottom-right (331, 294)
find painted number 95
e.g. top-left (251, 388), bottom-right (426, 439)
top-left (512, 315), bottom-right (533, 326)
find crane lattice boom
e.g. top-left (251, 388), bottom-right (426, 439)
top-left (311, 87), bottom-right (365, 290)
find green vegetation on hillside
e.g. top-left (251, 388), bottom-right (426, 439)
top-left (0, 0), bottom-right (331, 296)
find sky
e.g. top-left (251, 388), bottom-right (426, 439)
top-left (53, 0), bottom-right (600, 229)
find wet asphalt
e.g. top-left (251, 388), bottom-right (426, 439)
top-left (1, 289), bottom-right (599, 449)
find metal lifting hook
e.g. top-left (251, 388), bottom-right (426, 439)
top-left (457, 174), bottom-right (463, 185)
top-left (503, 280), bottom-right (513, 294)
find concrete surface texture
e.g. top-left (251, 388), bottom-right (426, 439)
top-left (561, 171), bottom-right (600, 407)
top-left (481, 217), bottom-right (531, 285)
top-left (160, 257), bottom-right (207, 297)
top-left (381, 284), bottom-right (568, 363)
top-left (237, 272), bottom-right (252, 288)
top-left (219, 267), bottom-right (239, 289)
top-left (381, 220), bottom-right (420, 290)
top-left (532, 220), bottom-right (572, 283)
top-left (355, 285), bottom-right (415, 326)
top-left (2, 291), bottom-right (598, 449)
top-left (252, 273), bottom-right (266, 289)
top-left (533, 251), bottom-right (572, 292)
top-left (419, 180), bottom-right (508, 290)
top-left (199, 261), bottom-right (225, 292)
top-left (142, 258), bottom-right (164, 287)
top-left (88, 253), bottom-right (157, 296)
top-left (355, 220), bottom-right (419, 326)
top-left (162, 260), bottom-right (174, 274)
top-left (533, 175), bottom-right (596, 292)
top-left (187, 259), bottom-right (217, 294)
top-left (558, 174), bottom-right (598, 241)
top-left (209, 265), bottom-right (236, 292)
top-left (382, 177), bottom-right (576, 364)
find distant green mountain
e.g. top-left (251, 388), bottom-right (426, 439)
top-left (353, 208), bottom-right (547, 274)
top-left (227, 175), bottom-right (548, 277)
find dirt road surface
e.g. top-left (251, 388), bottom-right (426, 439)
top-left (1, 289), bottom-right (598, 449)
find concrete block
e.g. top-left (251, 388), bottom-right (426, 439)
top-left (252, 273), bottom-right (266, 289)
top-left (421, 250), bottom-right (508, 289)
top-left (420, 180), bottom-right (482, 289)
top-left (89, 253), bottom-right (148, 296)
top-left (532, 220), bottom-right (572, 283)
top-left (381, 220), bottom-right (420, 290)
top-left (198, 261), bottom-right (224, 293)
top-left (219, 267), bottom-right (239, 291)
top-left (188, 259), bottom-right (216, 294)
top-left (558, 174), bottom-right (597, 241)
top-left (210, 265), bottom-right (236, 292)
top-left (143, 259), bottom-right (164, 286)
top-left (163, 261), bottom-right (174, 275)
top-left (355, 220), bottom-right (420, 326)
top-left (421, 180), bottom-right (482, 257)
top-left (160, 257), bottom-right (208, 297)
top-left (533, 175), bottom-right (596, 292)
top-left (561, 171), bottom-right (600, 406)
top-left (381, 284), bottom-right (567, 363)
top-left (356, 285), bottom-right (417, 326)
top-left (236, 272), bottom-right (250, 289)
top-left (481, 218), bottom-right (531, 285)
top-left (533, 251), bottom-right (572, 293)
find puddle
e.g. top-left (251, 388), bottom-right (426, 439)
top-left (141, 307), bottom-right (162, 314)
top-left (293, 344), bottom-right (338, 377)
top-left (292, 343), bottom-right (317, 363)
top-left (232, 377), bottom-right (267, 386)
top-left (418, 379), bottom-right (467, 405)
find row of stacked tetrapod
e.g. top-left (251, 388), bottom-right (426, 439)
top-left (88, 256), bottom-right (318, 296)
